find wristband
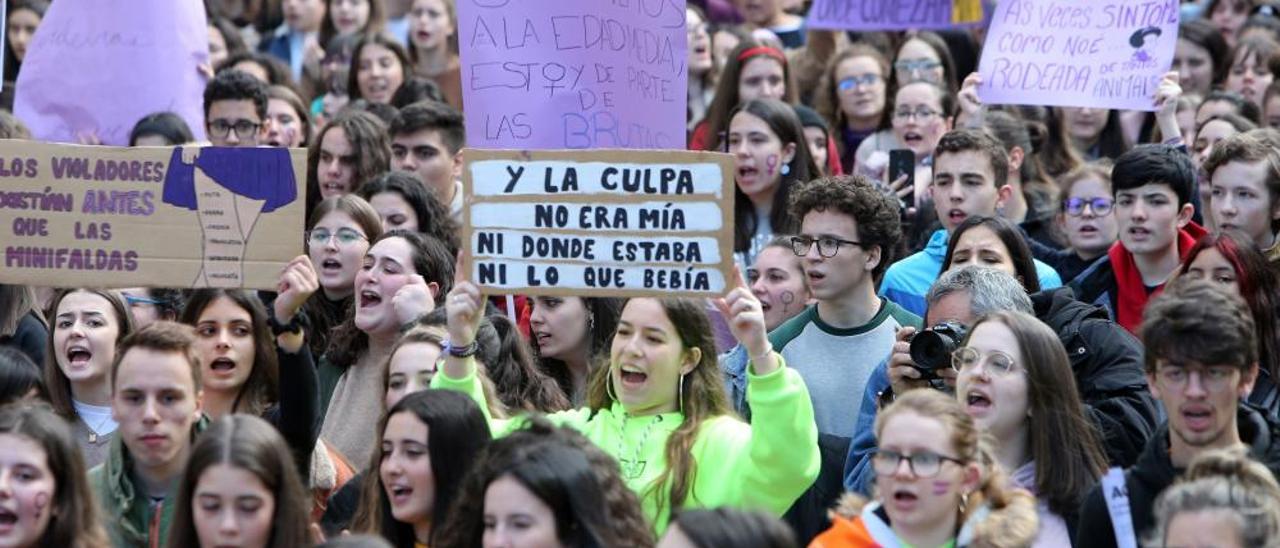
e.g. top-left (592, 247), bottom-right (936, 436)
top-left (268, 312), bottom-right (309, 336)
top-left (443, 339), bottom-right (480, 358)
top-left (749, 347), bottom-right (774, 364)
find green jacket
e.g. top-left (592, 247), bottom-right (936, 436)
top-left (88, 417), bottom-right (209, 548)
top-left (432, 354), bottom-right (820, 532)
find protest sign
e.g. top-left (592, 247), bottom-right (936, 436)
top-left (14, 0), bottom-right (208, 145)
top-left (463, 149), bottom-right (735, 297)
top-left (808, 0), bottom-right (984, 31)
top-left (976, 0), bottom-right (1179, 111)
top-left (457, 0), bottom-right (687, 150)
top-left (0, 141), bottom-right (306, 290)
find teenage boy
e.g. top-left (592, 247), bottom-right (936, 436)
top-left (721, 174), bottom-right (918, 540)
top-left (724, 175), bottom-right (918, 434)
top-left (1077, 280), bottom-right (1280, 547)
top-left (389, 101), bottom-right (465, 220)
top-left (880, 128), bottom-right (1062, 317)
top-left (1203, 133), bottom-right (1280, 261)
top-left (203, 70), bottom-right (269, 148)
top-left (1071, 144), bottom-right (1207, 333)
top-left (90, 321), bottom-right (205, 547)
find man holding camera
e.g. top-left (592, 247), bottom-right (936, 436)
top-left (843, 261), bottom-right (1159, 493)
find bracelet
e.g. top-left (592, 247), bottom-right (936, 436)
top-left (268, 312), bottom-right (309, 336)
top-left (749, 347), bottom-right (774, 364)
top-left (443, 339), bottom-right (480, 358)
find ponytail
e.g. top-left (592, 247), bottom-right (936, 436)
top-left (961, 440), bottom-right (1039, 548)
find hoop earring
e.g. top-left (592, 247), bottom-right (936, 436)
top-left (606, 366), bottom-right (619, 404)
top-left (781, 164), bottom-right (791, 176)
top-left (678, 373), bottom-right (686, 415)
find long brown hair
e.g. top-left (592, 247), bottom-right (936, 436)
top-left (353, 389), bottom-right (491, 546)
top-left (585, 298), bottom-right (733, 519)
top-left (968, 310), bottom-right (1107, 518)
top-left (0, 404), bottom-right (108, 548)
top-left (814, 44), bottom-right (893, 138)
top-left (305, 108), bottom-right (392, 215)
top-left (0, 284), bottom-right (42, 337)
top-left (43, 289), bottom-right (134, 418)
top-left (165, 414), bottom-right (312, 548)
top-left (702, 41), bottom-right (798, 152)
top-left (178, 290), bottom-right (279, 417)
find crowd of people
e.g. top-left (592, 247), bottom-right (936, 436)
top-left (6, 0), bottom-right (1280, 547)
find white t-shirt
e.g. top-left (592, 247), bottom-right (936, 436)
top-left (73, 400), bottom-right (118, 435)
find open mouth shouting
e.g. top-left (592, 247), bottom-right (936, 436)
top-left (388, 482), bottom-right (414, 506)
top-left (618, 364), bottom-right (649, 389)
top-left (65, 345), bottom-right (93, 370)
top-left (359, 288), bottom-right (384, 309)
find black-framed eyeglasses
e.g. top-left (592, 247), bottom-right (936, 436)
top-left (307, 228), bottom-right (367, 247)
top-left (838, 74), bottom-right (881, 91)
top-left (791, 235), bottom-right (863, 258)
top-left (872, 449), bottom-right (966, 478)
top-left (208, 119), bottom-right (261, 139)
top-left (1063, 197), bottom-right (1114, 217)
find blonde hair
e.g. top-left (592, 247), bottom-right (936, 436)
top-left (834, 390), bottom-right (1038, 547)
top-left (1149, 447), bottom-right (1280, 547)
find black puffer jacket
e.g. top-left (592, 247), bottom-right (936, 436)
top-left (1075, 404), bottom-right (1280, 548)
top-left (1032, 287), bottom-right (1160, 467)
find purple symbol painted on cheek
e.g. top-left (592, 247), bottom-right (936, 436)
top-left (931, 480), bottom-right (952, 496)
top-left (766, 154), bottom-right (779, 175)
top-left (32, 491), bottom-right (49, 520)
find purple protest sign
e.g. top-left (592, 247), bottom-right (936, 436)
top-left (977, 0), bottom-right (1179, 111)
top-left (458, 0), bottom-right (687, 150)
top-left (13, 0), bottom-right (208, 145)
top-left (807, 0), bottom-right (984, 31)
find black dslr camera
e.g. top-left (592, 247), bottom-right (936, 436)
top-left (908, 321), bottom-right (968, 380)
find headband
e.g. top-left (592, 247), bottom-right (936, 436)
top-left (737, 46), bottom-right (787, 64)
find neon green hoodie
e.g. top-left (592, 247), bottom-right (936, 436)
top-left (431, 353), bottom-right (821, 532)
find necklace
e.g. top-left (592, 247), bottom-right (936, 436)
top-left (84, 414), bottom-right (111, 443)
top-left (616, 414), bottom-right (664, 480)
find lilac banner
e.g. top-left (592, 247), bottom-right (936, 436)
top-left (977, 0), bottom-right (1179, 111)
top-left (458, 0), bottom-right (687, 150)
top-left (808, 0), bottom-right (984, 31)
top-left (14, 0), bottom-right (208, 145)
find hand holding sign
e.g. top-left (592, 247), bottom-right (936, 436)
top-left (1154, 70), bottom-right (1183, 141)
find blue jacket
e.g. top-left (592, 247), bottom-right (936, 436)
top-left (842, 358), bottom-right (890, 494)
top-left (880, 229), bottom-right (1064, 317)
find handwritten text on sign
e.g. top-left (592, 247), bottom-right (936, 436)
top-left (807, 0), bottom-right (984, 31)
top-left (462, 149), bottom-right (735, 297)
top-left (0, 141), bottom-right (305, 290)
top-left (977, 0), bottom-right (1178, 111)
top-left (458, 0), bottom-right (688, 150)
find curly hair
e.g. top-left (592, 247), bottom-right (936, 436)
top-left (788, 174), bottom-right (902, 279)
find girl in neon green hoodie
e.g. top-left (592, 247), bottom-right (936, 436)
top-left (433, 278), bottom-right (821, 533)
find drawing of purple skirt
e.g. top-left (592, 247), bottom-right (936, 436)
top-left (162, 147), bottom-right (297, 213)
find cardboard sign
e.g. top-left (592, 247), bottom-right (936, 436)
top-left (808, 0), bottom-right (984, 31)
top-left (977, 0), bottom-right (1179, 111)
top-left (14, 0), bottom-right (208, 145)
top-left (0, 141), bottom-right (306, 290)
top-left (457, 0), bottom-right (688, 150)
top-left (462, 149), bottom-right (735, 297)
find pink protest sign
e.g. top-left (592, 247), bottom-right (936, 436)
top-left (13, 0), bottom-right (208, 145)
top-left (458, 0), bottom-right (687, 150)
top-left (808, 0), bottom-right (984, 31)
top-left (977, 0), bottom-right (1179, 111)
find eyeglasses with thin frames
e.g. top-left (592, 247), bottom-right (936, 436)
top-left (951, 346), bottom-right (1021, 376)
top-left (307, 228), bottom-right (367, 247)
